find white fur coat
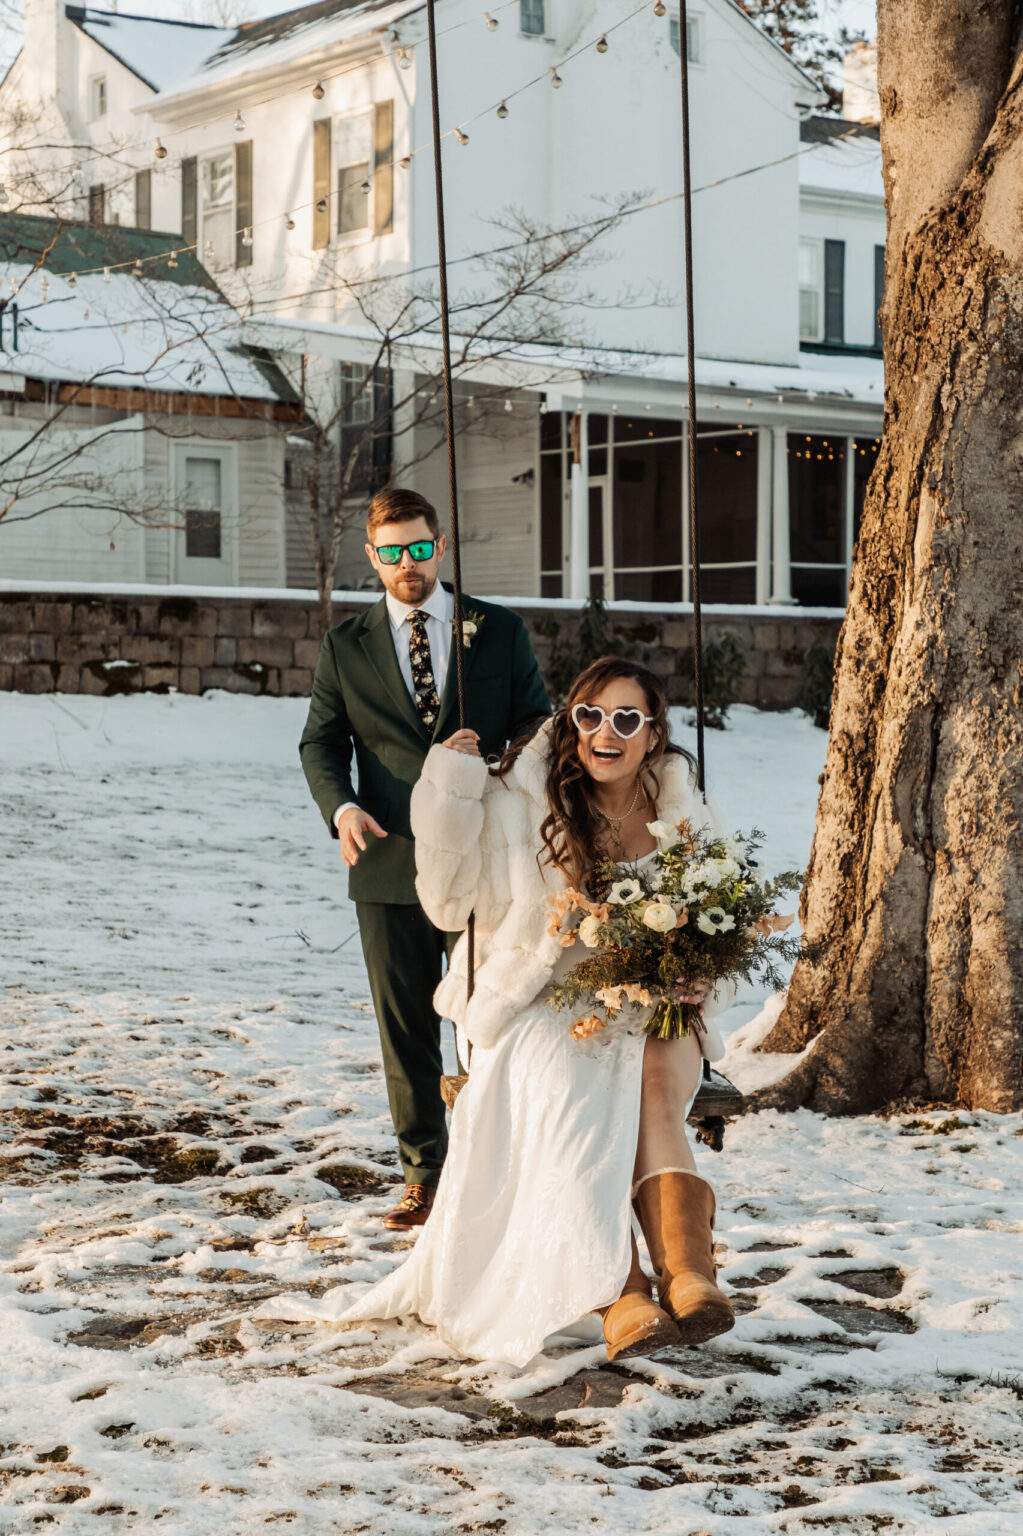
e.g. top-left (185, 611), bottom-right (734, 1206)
top-left (410, 723), bottom-right (729, 1059)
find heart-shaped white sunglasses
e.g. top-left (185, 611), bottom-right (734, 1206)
top-left (570, 702), bottom-right (654, 740)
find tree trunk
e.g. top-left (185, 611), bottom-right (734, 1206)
top-left (754, 2), bottom-right (1023, 1115)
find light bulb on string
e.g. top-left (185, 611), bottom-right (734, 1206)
top-left (550, 68), bottom-right (563, 88)
top-left (398, 47), bottom-right (412, 69)
top-left (154, 138), bottom-right (167, 160)
top-left (132, 259), bottom-right (143, 277)
top-left (455, 127), bottom-right (470, 146)
top-left (242, 226), bottom-right (254, 246)
top-left (399, 155), bottom-right (412, 170)
top-left (40, 275), bottom-right (49, 303)
top-left (167, 250), bottom-right (179, 268)
top-left (360, 178), bottom-right (371, 195)
top-left (496, 100), bottom-right (509, 119)
top-left (485, 11), bottom-right (498, 27)
top-left (312, 80), bottom-right (325, 99)
top-left (204, 239), bottom-right (214, 260)
top-left (285, 214), bottom-right (296, 231)
top-left (103, 267), bottom-right (111, 283)
top-left (67, 273), bottom-right (76, 288)
top-left (504, 399), bottom-right (513, 413)
top-left (596, 34), bottom-right (608, 52)
top-left (315, 196), bottom-right (328, 212)
top-left (234, 109), bottom-right (245, 132)
top-left (653, 0), bottom-right (666, 14)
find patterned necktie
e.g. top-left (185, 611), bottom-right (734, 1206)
top-left (407, 608), bottom-right (441, 730)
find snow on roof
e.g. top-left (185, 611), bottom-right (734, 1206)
top-left (0, 217), bottom-right (295, 404)
top-left (66, 6), bottom-right (235, 94)
top-left (799, 119), bottom-right (884, 202)
top-left (150, 0), bottom-right (423, 103)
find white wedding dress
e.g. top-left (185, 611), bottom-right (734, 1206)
top-left (261, 851), bottom-right (705, 1369)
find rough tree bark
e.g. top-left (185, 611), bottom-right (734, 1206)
top-left (754, 0), bottom-right (1023, 1115)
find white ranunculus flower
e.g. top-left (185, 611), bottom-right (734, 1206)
top-left (713, 856), bottom-right (742, 881)
top-left (578, 914), bottom-right (603, 948)
top-left (608, 878), bottom-right (643, 905)
top-left (645, 819), bottom-right (675, 851)
top-left (696, 905), bottom-right (736, 936)
top-left (642, 901), bottom-right (677, 933)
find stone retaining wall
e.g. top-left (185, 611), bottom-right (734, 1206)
top-left (0, 591), bottom-right (842, 712)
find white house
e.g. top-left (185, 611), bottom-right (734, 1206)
top-left (1, 0), bottom-right (886, 605)
top-left (0, 214), bottom-right (301, 585)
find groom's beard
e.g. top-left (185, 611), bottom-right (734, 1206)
top-left (389, 569), bottom-right (438, 605)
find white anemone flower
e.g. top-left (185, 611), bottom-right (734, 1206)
top-left (713, 856), bottom-right (742, 881)
top-left (608, 878), bottom-right (643, 905)
top-left (645, 819), bottom-right (676, 851)
top-left (696, 906), bottom-right (736, 936)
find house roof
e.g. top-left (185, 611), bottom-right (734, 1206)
top-left (65, 7), bottom-right (234, 94)
top-left (799, 116), bottom-right (883, 202)
top-left (0, 214), bottom-right (299, 407)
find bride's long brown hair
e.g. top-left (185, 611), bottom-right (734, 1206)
top-left (496, 656), bottom-right (696, 889)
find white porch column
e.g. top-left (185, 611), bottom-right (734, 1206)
top-left (770, 423), bottom-right (792, 605)
top-left (755, 426), bottom-right (772, 605)
top-left (568, 409), bottom-right (589, 601)
top-left (844, 434), bottom-right (857, 590)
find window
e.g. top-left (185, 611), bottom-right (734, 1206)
top-left (874, 243), bottom-right (885, 349)
top-left (799, 239), bottom-right (821, 341)
top-left (339, 362), bottom-right (392, 494)
top-left (89, 75), bottom-right (107, 120)
top-left (88, 183), bottom-right (106, 226)
top-left (183, 456), bottom-right (223, 560)
top-left (668, 12), bottom-right (701, 61)
top-left (199, 151), bottom-right (235, 269)
top-left (337, 113), bottom-right (373, 237)
top-left (520, 0), bottom-right (545, 36)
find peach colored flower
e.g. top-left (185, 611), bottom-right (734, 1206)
top-left (571, 1014), bottom-right (607, 1042)
top-left (596, 985), bottom-right (626, 1013)
top-left (675, 908), bottom-right (689, 929)
top-left (771, 913), bottom-right (795, 932)
top-left (621, 983), bottom-right (654, 1006)
top-left (559, 932), bottom-right (577, 947)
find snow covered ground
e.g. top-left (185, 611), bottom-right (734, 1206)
top-left (2, 692), bottom-right (1022, 1535)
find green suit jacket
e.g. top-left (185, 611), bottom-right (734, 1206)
top-left (300, 589), bottom-right (551, 904)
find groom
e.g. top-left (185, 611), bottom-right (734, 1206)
top-left (300, 488), bottom-right (550, 1229)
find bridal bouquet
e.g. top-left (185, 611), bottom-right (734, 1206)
top-left (546, 819), bottom-right (807, 1043)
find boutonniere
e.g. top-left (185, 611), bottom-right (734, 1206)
top-left (454, 609), bottom-right (485, 648)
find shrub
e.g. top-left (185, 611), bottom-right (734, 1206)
top-left (801, 632), bottom-right (837, 730)
top-left (535, 595), bottom-right (636, 707)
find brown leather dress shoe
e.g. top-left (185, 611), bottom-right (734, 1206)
top-left (383, 1183), bottom-right (437, 1231)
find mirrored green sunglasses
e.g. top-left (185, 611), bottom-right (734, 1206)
top-left (374, 540), bottom-right (436, 565)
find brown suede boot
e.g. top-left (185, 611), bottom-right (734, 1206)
top-left (598, 1233), bottom-right (681, 1362)
top-left (633, 1171), bottom-right (735, 1346)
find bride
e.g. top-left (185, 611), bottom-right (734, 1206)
top-left (288, 658), bottom-right (736, 1368)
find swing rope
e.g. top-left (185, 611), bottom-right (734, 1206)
top-left (679, 0), bottom-right (706, 798)
top-left (425, 0), bottom-right (474, 1004)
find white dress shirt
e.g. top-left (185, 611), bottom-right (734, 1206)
top-left (333, 583), bottom-right (455, 827)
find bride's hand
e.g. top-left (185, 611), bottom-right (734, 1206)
top-left (673, 978), bottom-right (711, 1007)
top-left (442, 728), bottom-right (481, 756)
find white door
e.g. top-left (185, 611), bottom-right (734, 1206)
top-left (175, 449), bottom-right (236, 585)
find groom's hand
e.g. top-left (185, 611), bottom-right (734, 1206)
top-left (338, 807), bottom-right (387, 868)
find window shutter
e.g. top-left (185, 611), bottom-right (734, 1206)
top-left (235, 139), bottom-right (253, 267)
top-left (88, 183), bottom-right (105, 225)
top-left (874, 243), bottom-right (885, 349)
top-left (313, 118), bottom-right (331, 249)
top-left (134, 169), bottom-right (151, 229)
top-left (181, 156), bottom-right (197, 248)
top-left (824, 239), bottom-right (845, 345)
top-left (374, 100), bottom-right (394, 237)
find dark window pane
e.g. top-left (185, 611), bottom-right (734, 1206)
top-left (614, 569), bottom-right (682, 602)
top-left (186, 509), bottom-right (221, 559)
top-left (588, 447), bottom-right (607, 477)
top-left (520, 0), bottom-right (545, 35)
top-left (696, 429), bottom-right (758, 564)
top-left (789, 433), bottom-right (843, 564)
top-left (339, 162), bottom-right (370, 234)
top-left (700, 567), bottom-right (756, 604)
top-left (540, 408), bottom-right (562, 451)
top-left (588, 413), bottom-right (608, 446)
top-left (874, 245), bottom-right (885, 349)
top-left (541, 573), bottom-right (562, 598)
top-left (540, 452), bottom-right (563, 574)
top-left (791, 568), bottom-right (846, 607)
top-left (853, 436), bottom-right (879, 540)
top-left (613, 415), bottom-right (680, 443)
top-left (588, 484), bottom-right (604, 567)
top-left (88, 183), bottom-right (105, 225)
top-left (612, 440), bottom-right (682, 571)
